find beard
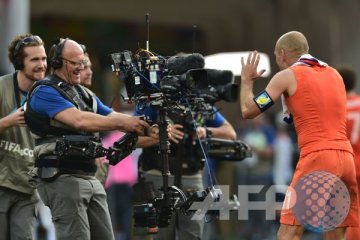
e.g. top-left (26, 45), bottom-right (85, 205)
top-left (24, 68), bottom-right (46, 82)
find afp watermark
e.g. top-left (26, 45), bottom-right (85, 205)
top-left (188, 184), bottom-right (287, 221)
top-left (188, 171), bottom-right (351, 232)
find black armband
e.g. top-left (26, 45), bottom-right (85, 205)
top-left (253, 90), bottom-right (274, 112)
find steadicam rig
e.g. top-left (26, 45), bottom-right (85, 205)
top-left (109, 13), bottom-right (252, 233)
top-left (202, 138), bottom-right (252, 162)
top-left (54, 133), bottom-right (138, 166)
top-left (109, 49), bottom-right (253, 232)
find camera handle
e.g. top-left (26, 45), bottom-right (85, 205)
top-left (150, 99), bottom-right (189, 204)
top-left (158, 107), bottom-right (171, 193)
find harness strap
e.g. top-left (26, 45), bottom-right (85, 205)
top-left (36, 156), bottom-right (97, 173)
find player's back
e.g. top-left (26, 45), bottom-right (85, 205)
top-left (285, 65), bottom-right (352, 156)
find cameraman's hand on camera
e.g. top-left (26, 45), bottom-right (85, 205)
top-left (167, 124), bottom-right (184, 143)
top-left (145, 124), bottom-right (160, 139)
top-left (195, 127), bottom-right (207, 139)
top-left (122, 116), bottom-right (150, 135)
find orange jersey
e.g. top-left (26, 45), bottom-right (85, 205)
top-left (285, 65), bottom-right (353, 157)
top-left (346, 94), bottom-right (360, 177)
top-left (280, 149), bottom-right (359, 228)
top-left (281, 65), bottom-right (359, 229)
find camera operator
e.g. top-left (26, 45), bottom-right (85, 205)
top-left (135, 105), bottom-right (236, 240)
top-left (79, 50), bottom-right (93, 88)
top-left (24, 38), bottom-right (154, 240)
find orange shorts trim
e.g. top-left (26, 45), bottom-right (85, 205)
top-left (280, 149), bottom-right (359, 229)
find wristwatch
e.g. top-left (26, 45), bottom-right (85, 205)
top-left (206, 128), bottom-right (213, 138)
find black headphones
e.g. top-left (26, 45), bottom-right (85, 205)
top-left (50, 38), bottom-right (68, 69)
top-left (13, 35), bottom-right (42, 70)
top-left (80, 44), bottom-right (86, 53)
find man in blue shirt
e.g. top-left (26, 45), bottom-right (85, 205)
top-left (25, 38), bottom-right (152, 240)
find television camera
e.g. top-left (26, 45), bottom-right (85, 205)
top-left (109, 48), bottom-right (252, 233)
top-left (110, 50), bottom-right (238, 105)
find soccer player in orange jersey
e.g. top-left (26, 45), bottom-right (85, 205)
top-left (240, 31), bottom-right (359, 239)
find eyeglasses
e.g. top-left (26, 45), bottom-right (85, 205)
top-left (14, 35), bottom-right (43, 54)
top-left (61, 58), bottom-right (88, 67)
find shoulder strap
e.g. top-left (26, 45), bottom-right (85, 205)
top-left (74, 85), bottom-right (97, 112)
top-left (28, 76), bottom-right (78, 107)
top-left (28, 75), bottom-right (95, 112)
top-left (12, 72), bottom-right (21, 108)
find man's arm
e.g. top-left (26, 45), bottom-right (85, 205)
top-left (197, 120), bottom-right (236, 140)
top-left (54, 107), bottom-right (149, 134)
top-left (240, 51), bottom-right (295, 119)
top-left (137, 136), bottom-right (159, 148)
top-left (208, 120), bottom-right (237, 140)
top-left (137, 123), bottom-right (183, 148)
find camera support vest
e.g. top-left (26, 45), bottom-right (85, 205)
top-left (24, 74), bottom-right (98, 172)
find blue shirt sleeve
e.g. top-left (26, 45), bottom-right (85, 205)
top-left (95, 96), bottom-right (113, 116)
top-left (205, 108), bottom-right (226, 127)
top-left (30, 86), bottom-right (113, 118)
top-left (133, 105), bottom-right (158, 121)
top-left (30, 86), bottom-right (75, 118)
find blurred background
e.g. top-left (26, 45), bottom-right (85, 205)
top-left (2, 0), bottom-right (360, 119)
top-left (1, 0), bottom-right (360, 239)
